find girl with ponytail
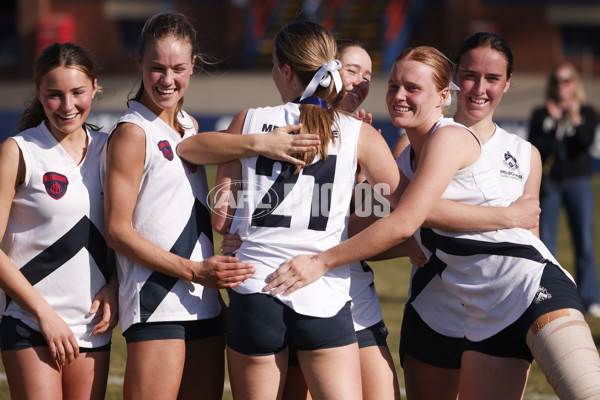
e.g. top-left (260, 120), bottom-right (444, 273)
top-left (206, 21), bottom-right (404, 399)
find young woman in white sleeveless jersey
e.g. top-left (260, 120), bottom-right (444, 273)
top-left (267, 45), bottom-right (600, 400)
top-left (0, 42), bottom-right (117, 400)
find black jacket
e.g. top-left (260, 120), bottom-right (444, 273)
top-left (528, 105), bottom-right (597, 181)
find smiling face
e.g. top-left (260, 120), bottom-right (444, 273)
top-left (138, 35), bottom-right (195, 115)
top-left (454, 46), bottom-right (511, 126)
top-left (386, 59), bottom-right (446, 131)
top-left (37, 65), bottom-right (97, 140)
top-left (339, 45), bottom-right (372, 113)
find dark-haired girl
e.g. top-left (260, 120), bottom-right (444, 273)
top-left (398, 32), bottom-right (545, 400)
top-left (0, 42), bottom-right (117, 400)
top-left (271, 44), bottom-right (600, 400)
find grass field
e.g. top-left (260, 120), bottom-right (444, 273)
top-left (0, 169), bottom-right (599, 399)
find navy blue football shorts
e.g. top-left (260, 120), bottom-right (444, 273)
top-left (226, 290), bottom-right (357, 356)
top-left (123, 316), bottom-right (222, 344)
top-left (356, 319), bottom-right (389, 349)
top-left (0, 315), bottom-right (111, 352)
top-left (399, 303), bottom-right (463, 369)
top-left (287, 319), bottom-right (389, 366)
top-left (463, 262), bottom-right (584, 362)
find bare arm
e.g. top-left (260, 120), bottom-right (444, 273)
top-left (335, 125), bottom-right (479, 265)
top-left (368, 236), bottom-right (428, 265)
top-left (0, 139), bottom-right (79, 365)
top-left (357, 142), bottom-right (541, 268)
top-left (357, 122), bottom-right (402, 206)
top-left (422, 195), bottom-right (540, 232)
top-left (211, 159), bottom-right (242, 235)
top-left (265, 124), bottom-right (480, 295)
top-left (104, 122), bottom-right (254, 288)
top-left (421, 140), bottom-right (542, 232)
top-left (262, 121), bottom-right (411, 294)
top-left (348, 171), bottom-right (426, 264)
top-left (177, 110), bottom-right (319, 166)
top-left (431, 144), bottom-right (542, 235)
top-left (210, 109), bottom-right (244, 235)
top-left (357, 166), bottom-right (538, 263)
top-left (391, 133), bottom-right (539, 233)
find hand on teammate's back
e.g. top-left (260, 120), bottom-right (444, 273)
top-left (193, 255), bottom-right (254, 289)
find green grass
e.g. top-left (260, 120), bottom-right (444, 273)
top-left (1, 169), bottom-right (599, 399)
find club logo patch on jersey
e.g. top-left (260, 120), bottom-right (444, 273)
top-left (158, 140), bottom-right (174, 161)
top-left (533, 286), bottom-right (552, 304)
top-left (503, 151), bottom-right (519, 170)
top-left (185, 161), bottom-right (197, 174)
top-left (43, 172), bottom-right (69, 199)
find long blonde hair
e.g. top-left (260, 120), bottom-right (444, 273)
top-left (274, 21), bottom-right (345, 171)
top-left (546, 61), bottom-right (585, 103)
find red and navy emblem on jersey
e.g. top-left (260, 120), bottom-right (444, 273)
top-left (43, 172), bottom-right (69, 199)
top-left (185, 161), bottom-right (197, 174)
top-left (158, 140), bottom-right (174, 161)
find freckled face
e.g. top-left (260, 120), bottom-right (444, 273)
top-left (339, 46), bottom-right (372, 113)
top-left (139, 36), bottom-right (195, 114)
top-left (386, 60), bottom-right (445, 130)
top-left (37, 66), bottom-right (97, 139)
top-left (454, 46), bottom-right (511, 125)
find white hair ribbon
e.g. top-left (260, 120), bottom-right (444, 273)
top-left (444, 81), bottom-right (461, 106)
top-left (300, 60), bottom-right (343, 101)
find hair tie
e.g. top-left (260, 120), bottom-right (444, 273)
top-left (293, 96), bottom-right (328, 109)
top-left (444, 81), bottom-right (461, 106)
top-left (300, 60), bottom-right (343, 101)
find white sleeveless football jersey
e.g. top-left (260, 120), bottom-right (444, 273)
top-left (230, 103), bottom-right (360, 317)
top-left (485, 125), bottom-right (532, 200)
top-left (2, 122), bottom-right (111, 348)
top-left (104, 101), bottom-right (219, 333)
top-left (400, 118), bottom-right (569, 341)
top-left (399, 121), bottom-right (537, 337)
top-left (349, 260), bottom-right (383, 330)
top-left (398, 118), bottom-right (469, 338)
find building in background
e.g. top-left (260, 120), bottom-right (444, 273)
top-left (1, 0), bottom-right (599, 79)
top-left (1, 0), bottom-right (599, 170)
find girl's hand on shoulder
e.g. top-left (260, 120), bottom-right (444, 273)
top-left (355, 109), bottom-right (382, 133)
top-left (258, 123), bottom-right (320, 165)
top-left (355, 109), bottom-right (371, 124)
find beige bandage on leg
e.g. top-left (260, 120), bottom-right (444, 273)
top-left (526, 308), bottom-right (600, 400)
